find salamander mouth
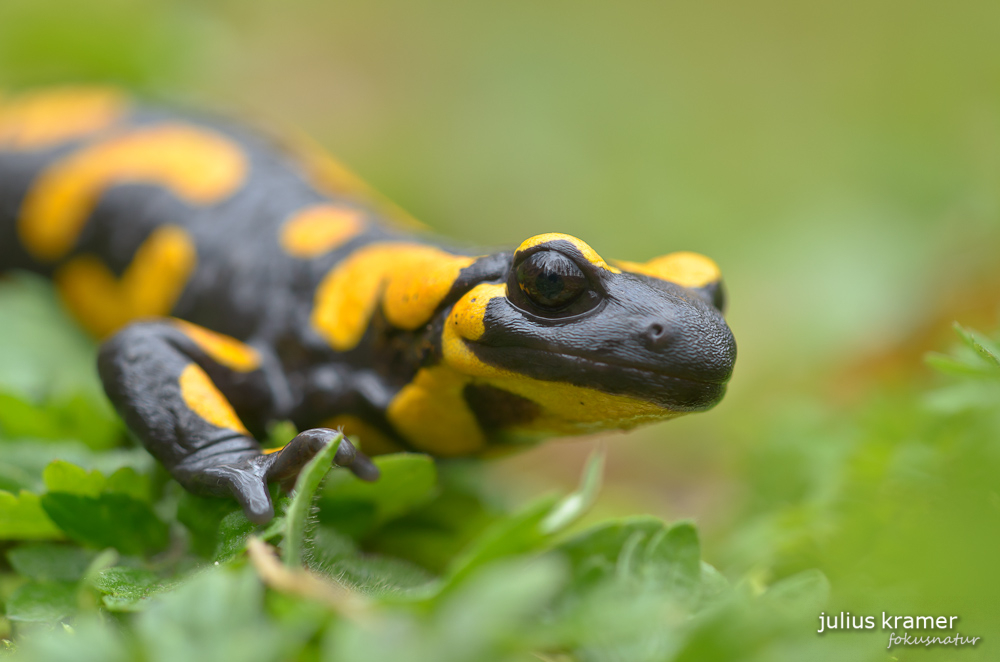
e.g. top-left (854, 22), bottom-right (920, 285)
top-left (465, 342), bottom-right (729, 412)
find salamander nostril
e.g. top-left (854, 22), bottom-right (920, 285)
top-left (644, 321), bottom-right (674, 349)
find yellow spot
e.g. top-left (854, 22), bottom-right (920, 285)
top-left (515, 233), bottom-right (621, 273)
top-left (19, 123), bottom-right (247, 262)
top-left (323, 414), bottom-right (404, 456)
top-left (262, 446), bottom-right (284, 455)
top-left (55, 225), bottom-right (196, 338)
top-left (387, 367), bottom-right (486, 456)
top-left (0, 86), bottom-right (129, 151)
top-left (279, 204), bottom-right (365, 258)
top-left (312, 243), bottom-right (475, 351)
top-left (178, 363), bottom-right (249, 435)
top-left (172, 319), bottom-right (261, 372)
top-left (614, 251), bottom-right (721, 289)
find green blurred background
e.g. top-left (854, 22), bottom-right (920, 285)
top-left (2, 0), bottom-right (1000, 657)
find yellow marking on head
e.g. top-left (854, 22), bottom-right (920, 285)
top-left (387, 367), bottom-right (486, 456)
top-left (171, 319), bottom-right (261, 372)
top-left (515, 233), bottom-right (621, 273)
top-left (311, 243), bottom-right (476, 351)
top-left (262, 445), bottom-right (284, 455)
top-left (614, 251), bottom-right (721, 289)
top-left (19, 123), bottom-right (247, 262)
top-left (442, 282), bottom-right (508, 371)
top-left (279, 204), bottom-right (365, 258)
top-left (178, 363), bottom-right (249, 435)
top-left (0, 87), bottom-right (128, 151)
top-left (483, 377), bottom-right (679, 435)
top-left (322, 414), bottom-right (404, 456)
top-left (54, 225), bottom-right (196, 338)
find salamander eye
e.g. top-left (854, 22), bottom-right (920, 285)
top-left (515, 250), bottom-right (588, 309)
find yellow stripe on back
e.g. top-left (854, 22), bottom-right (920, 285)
top-left (279, 204), bottom-right (365, 258)
top-left (54, 225), bottom-right (196, 338)
top-left (171, 319), bottom-right (261, 372)
top-left (311, 243), bottom-right (476, 351)
top-left (0, 86), bottom-right (129, 151)
top-left (19, 123), bottom-right (247, 262)
top-left (178, 363), bottom-right (249, 435)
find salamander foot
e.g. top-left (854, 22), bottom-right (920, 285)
top-left (185, 428), bottom-right (380, 524)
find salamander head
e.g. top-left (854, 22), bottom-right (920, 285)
top-left (441, 233), bottom-right (736, 438)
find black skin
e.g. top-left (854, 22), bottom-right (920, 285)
top-left (0, 97), bottom-right (736, 523)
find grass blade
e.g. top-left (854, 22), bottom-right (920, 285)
top-left (282, 434), bottom-right (342, 568)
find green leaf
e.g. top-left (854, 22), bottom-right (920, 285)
top-left (435, 556), bottom-right (566, 650)
top-left (103, 467), bottom-right (152, 502)
top-left (0, 490), bottom-right (63, 540)
top-left (177, 492), bottom-right (242, 558)
top-left (319, 453), bottom-right (437, 537)
top-left (362, 478), bottom-right (500, 572)
top-left (212, 509), bottom-right (257, 563)
top-left (30, 459), bottom-right (165, 553)
top-left (282, 433), bottom-right (342, 567)
top-left (326, 555), bottom-right (566, 662)
top-left (924, 381), bottom-right (1000, 413)
top-left (4, 581), bottom-right (77, 622)
top-left (0, 392), bottom-right (66, 441)
top-left (444, 495), bottom-right (559, 587)
top-left (557, 517), bottom-right (702, 600)
top-left (40, 492), bottom-right (169, 555)
top-left (43, 461), bottom-right (105, 497)
top-left (0, 392), bottom-right (121, 451)
top-left (7, 615), bottom-right (130, 662)
top-left (924, 352), bottom-right (999, 377)
top-left (132, 567), bottom-right (313, 662)
top-left (0, 461), bottom-right (37, 493)
top-left (308, 527), bottom-right (434, 597)
top-left (92, 567), bottom-right (174, 612)
top-left (953, 322), bottom-right (1000, 368)
top-left (0, 442), bottom-right (153, 495)
top-left (209, 489), bottom-right (287, 563)
top-left (7, 544), bottom-right (97, 582)
top-left (761, 569), bottom-right (829, 616)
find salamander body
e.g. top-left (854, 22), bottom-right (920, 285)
top-left (0, 87), bottom-right (736, 522)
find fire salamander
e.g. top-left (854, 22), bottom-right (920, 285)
top-left (0, 87), bottom-right (736, 523)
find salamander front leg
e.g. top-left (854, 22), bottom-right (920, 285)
top-left (98, 320), bottom-right (378, 523)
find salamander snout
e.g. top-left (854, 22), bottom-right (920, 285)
top-left (635, 295), bottom-right (736, 387)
